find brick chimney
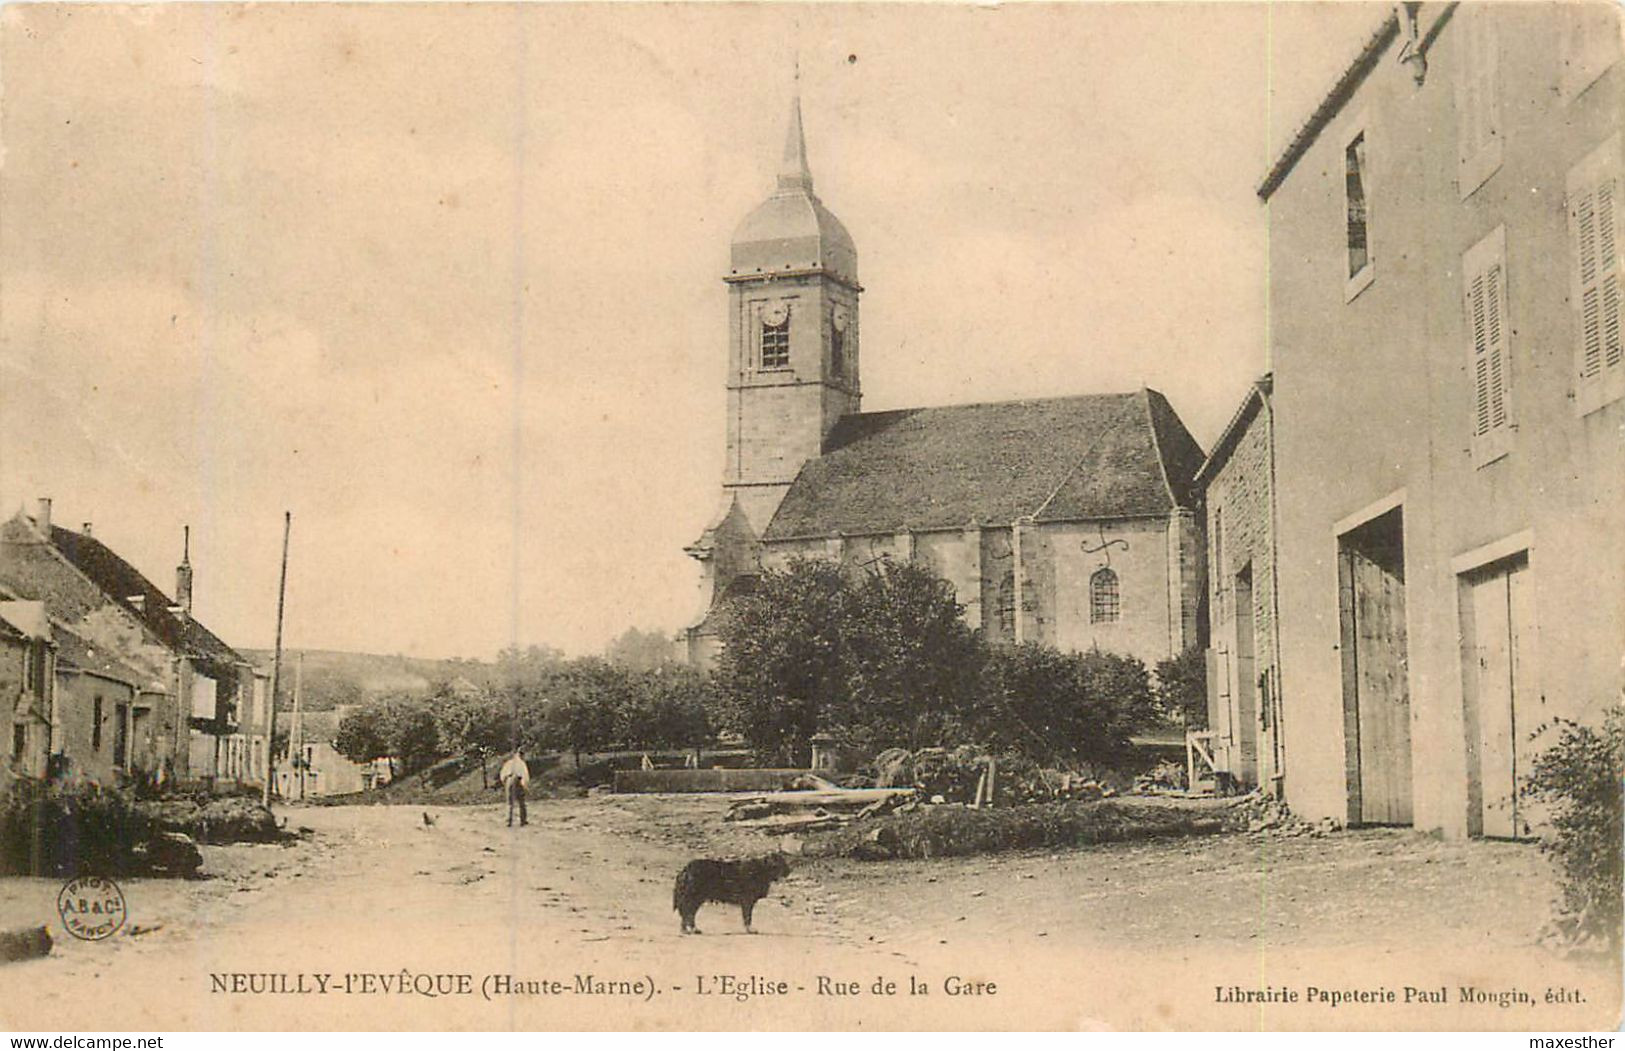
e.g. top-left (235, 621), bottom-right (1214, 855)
top-left (81, 522), bottom-right (93, 538)
top-left (34, 497), bottom-right (51, 537)
top-left (176, 525), bottom-right (193, 614)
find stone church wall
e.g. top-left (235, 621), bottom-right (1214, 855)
top-left (756, 516), bottom-right (1192, 671)
top-left (1042, 518), bottom-right (1177, 666)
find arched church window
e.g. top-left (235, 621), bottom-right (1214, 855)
top-left (1090, 568), bottom-right (1120, 624)
top-left (830, 310), bottom-right (847, 375)
top-left (995, 571), bottom-right (1016, 638)
top-left (761, 305), bottom-right (791, 369)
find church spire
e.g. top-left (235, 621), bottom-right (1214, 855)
top-left (777, 62), bottom-right (814, 193)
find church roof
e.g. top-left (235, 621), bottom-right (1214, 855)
top-left (763, 389), bottom-right (1205, 541)
top-left (729, 92), bottom-right (858, 285)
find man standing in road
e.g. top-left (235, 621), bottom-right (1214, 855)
top-left (499, 748), bottom-right (530, 827)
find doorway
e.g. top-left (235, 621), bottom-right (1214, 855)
top-left (113, 703), bottom-right (129, 769)
top-left (1233, 564), bottom-right (1258, 786)
top-left (1338, 507), bottom-right (1413, 826)
top-left (1461, 553), bottom-right (1536, 838)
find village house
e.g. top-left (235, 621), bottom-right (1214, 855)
top-left (223, 667), bottom-right (272, 785)
top-left (274, 708), bottom-right (390, 800)
top-left (1, 600), bottom-right (54, 788)
top-left (0, 499), bottom-right (258, 784)
top-left (684, 93), bottom-right (1207, 671)
top-left (1193, 374), bottom-right (1280, 795)
top-left (2, 595), bottom-right (173, 790)
top-left (1256, 3), bottom-right (1623, 837)
top-left (49, 619), bottom-right (169, 787)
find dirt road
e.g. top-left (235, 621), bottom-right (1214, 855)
top-left (1, 795), bottom-right (1618, 1030)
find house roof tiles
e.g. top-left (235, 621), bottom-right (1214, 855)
top-left (44, 524), bottom-right (244, 669)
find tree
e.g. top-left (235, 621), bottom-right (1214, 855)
top-left (495, 644), bottom-right (566, 683)
top-left (536, 659), bottom-right (621, 766)
top-left (373, 694), bottom-right (441, 776)
top-left (716, 558), bottom-right (980, 762)
top-left (606, 627), bottom-right (679, 672)
top-left (975, 643), bottom-right (1154, 768)
top-left (334, 704), bottom-right (388, 774)
top-left (838, 562), bottom-right (982, 751)
top-left (716, 558), bottom-right (853, 764)
top-left (1153, 646), bottom-right (1208, 728)
top-left (616, 666), bottom-right (716, 753)
top-left (432, 684), bottom-right (511, 786)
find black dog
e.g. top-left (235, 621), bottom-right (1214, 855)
top-left (672, 854), bottom-right (790, 934)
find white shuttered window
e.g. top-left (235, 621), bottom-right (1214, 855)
top-left (1455, 6), bottom-right (1503, 198)
top-left (1463, 226), bottom-right (1512, 466)
top-left (1560, 2), bottom-right (1622, 101)
top-left (1568, 135), bottom-right (1625, 415)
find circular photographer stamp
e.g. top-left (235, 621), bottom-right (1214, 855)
top-left (56, 875), bottom-right (127, 941)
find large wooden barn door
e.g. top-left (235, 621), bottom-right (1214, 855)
top-left (1339, 509), bottom-right (1413, 826)
top-left (1467, 555), bottom-right (1535, 838)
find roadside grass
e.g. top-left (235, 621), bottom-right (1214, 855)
top-left (810, 796), bottom-right (1246, 860)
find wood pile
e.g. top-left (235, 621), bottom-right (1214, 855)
top-left (724, 785), bottom-right (918, 833)
top-left (0, 925), bottom-right (51, 964)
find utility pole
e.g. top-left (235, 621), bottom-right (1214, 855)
top-left (262, 512), bottom-right (291, 809)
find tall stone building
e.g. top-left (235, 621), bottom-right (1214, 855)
top-left (1194, 374), bottom-right (1280, 794)
top-left (1259, 3), bottom-right (1623, 837)
top-left (684, 92), bottom-right (1207, 671)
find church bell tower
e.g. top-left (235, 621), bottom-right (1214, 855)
top-left (683, 82), bottom-right (861, 667)
top-left (720, 86), bottom-right (862, 534)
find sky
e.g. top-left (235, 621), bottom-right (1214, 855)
top-left (0, 2), bottom-right (1382, 660)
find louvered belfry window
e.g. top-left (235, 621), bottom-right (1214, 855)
top-left (1568, 136), bottom-right (1624, 415)
top-left (1090, 568), bottom-right (1120, 624)
top-left (1463, 226), bottom-right (1512, 466)
top-left (761, 311), bottom-right (790, 369)
top-left (1345, 133), bottom-right (1370, 279)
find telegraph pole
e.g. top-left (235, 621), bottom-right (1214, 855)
top-left (262, 512), bottom-right (291, 809)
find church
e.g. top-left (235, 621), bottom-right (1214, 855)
top-left (684, 92), bottom-right (1207, 673)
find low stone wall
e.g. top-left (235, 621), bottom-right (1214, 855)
top-left (611, 768), bottom-right (808, 794)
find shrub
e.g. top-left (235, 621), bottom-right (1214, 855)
top-left (972, 643), bottom-right (1154, 767)
top-left (0, 778), bottom-right (154, 877)
top-left (1154, 646), bottom-right (1207, 728)
top-left (1525, 703), bottom-right (1625, 949)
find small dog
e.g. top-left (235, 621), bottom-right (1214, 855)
top-left (672, 854), bottom-right (790, 935)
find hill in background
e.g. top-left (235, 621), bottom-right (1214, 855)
top-left (238, 648), bottom-right (497, 711)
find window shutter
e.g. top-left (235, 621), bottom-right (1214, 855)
top-left (1486, 262), bottom-right (1508, 430)
top-left (1568, 136), bottom-right (1625, 413)
top-left (1456, 10), bottom-right (1503, 196)
top-left (1480, 16), bottom-right (1501, 155)
top-left (1469, 271), bottom-right (1492, 437)
top-left (1561, 3), bottom-right (1623, 100)
top-left (1464, 226), bottom-right (1511, 464)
